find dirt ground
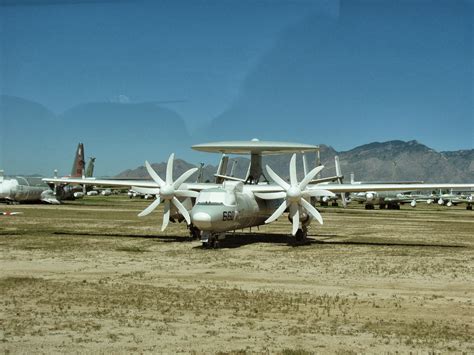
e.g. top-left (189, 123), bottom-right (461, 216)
top-left (0, 196), bottom-right (473, 354)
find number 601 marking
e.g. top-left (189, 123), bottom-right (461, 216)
top-left (222, 211), bottom-right (234, 221)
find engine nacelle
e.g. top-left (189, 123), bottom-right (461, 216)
top-left (101, 189), bottom-right (112, 196)
top-left (87, 190), bottom-right (99, 196)
top-left (144, 194), bottom-right (153, 200)
top-left (426, 199), bottom-right (433, 205)
top-left (322, 196), bottom-right (329, 203)
top-left (73, 192), bottom-right (84, 199)
top-left (366, 192), bottom-right (375, 201)
top-left (410, 200), bottom-right (416, 208)
top-left (438, 198), bottom-right (444, 205)
top-left (446, 201), bottom-right (452, 207)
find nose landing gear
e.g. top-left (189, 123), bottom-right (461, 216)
top-left (201, 232), bottom-right (224, 249)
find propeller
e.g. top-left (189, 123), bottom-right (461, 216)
top-left (137, 153), bottom-right (198, 231)
top-left (255, 154), bottom-right (335, 235)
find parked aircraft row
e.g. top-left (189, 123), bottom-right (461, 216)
top-left (0, 143), bottom-right (95, 204)
top-left (43, 139), bottom-right (474, 248)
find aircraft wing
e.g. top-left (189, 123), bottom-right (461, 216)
top-left (310, 183), bottom-right (474, 193)
top-left (42, 177), bottom-right (219, 191)
top-left (247, 183), bottom-right (474, 193)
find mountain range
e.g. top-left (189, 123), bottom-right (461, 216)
top-left (116, 140), bottom-right (474, 183)
top-left (1, 95), bottom-right (472, 181)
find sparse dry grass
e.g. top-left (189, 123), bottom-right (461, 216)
top-left (0, 196), bottom-right (473, 353)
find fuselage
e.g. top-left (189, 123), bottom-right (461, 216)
top-left (0, 176), bottom-right (56, 203)
top-left (191, 183), bottom-right (283, 233)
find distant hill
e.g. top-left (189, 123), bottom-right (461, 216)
top-left (116, 140), bottom-right (474, 183)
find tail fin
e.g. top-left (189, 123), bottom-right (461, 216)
top-left (71, 143), bottom-right (85, 178)
top-left (85, 157), bottom-right (96, 178)
top-left (215, 155), bottom-right (229, 184)
top-left (334, 156), bottom-right (347, 207)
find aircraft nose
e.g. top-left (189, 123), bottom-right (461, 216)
top-left (192, 211), bottom-right (212, 230)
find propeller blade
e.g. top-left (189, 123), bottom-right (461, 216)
top-left (303, 189), bottom-right (335, 198)
top-left (173, 167), bottom-right (199, 189)
top-left (300, 198), bottom-right (323, 225)
top-left (290, 203), bottom-right (300, 236)
top-left (266, 165), bottom-right (290, 190)
top-left (265, 199), bottom-right (288, 224)
top-left (289, 154), bottom-right (298, 186)
top-left (166, 153), bottom-right (175, 184)
top-left (138, 197), bottom-right (161, 217)
top-left (145, 161), bottom-right (165, 187)
top-left (175, 190), bottom-right (199, 198)
top-left (254, 191), bottom-right (286, 200)
top-left (299, 165), bottom-right (325, 190)
top-left (172, 197), bottom-right (191, 225)
top-left (161, 200), bottom-right (171, 231)
top-left (131, 186), bottom-right (160, 195)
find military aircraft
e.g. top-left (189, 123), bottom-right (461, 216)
top-left (437, 191), bottom-right (474, 210)
top-left (0, 170), bottom-right (59, 204)
top-left (53, 143), bottom-right (95, 200)
top-left (43, 140), bottom-right (474, 247)
top-left (350, 191), bottom-right (420, 209)
top-left (0, 143), bottom-right (94, 204)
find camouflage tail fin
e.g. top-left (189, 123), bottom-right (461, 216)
top-left (71, 143), bottom-right (85, 177)
top-left (85, 157), bottom-right (96, 178)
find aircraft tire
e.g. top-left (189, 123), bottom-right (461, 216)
top-left (467, 205), bottom-right (472, 211)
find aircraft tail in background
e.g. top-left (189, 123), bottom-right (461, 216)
top-left (85, 157), bottom-right (96, 178)
top-left (71, 143), bottom-right (85, 177)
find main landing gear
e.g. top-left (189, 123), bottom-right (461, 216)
top-left (467, 204), bottom-right (473, 211)
top-left (295, 225), bottom-right (308, 243)
top-left (188, 224), bottom-right (201, 240)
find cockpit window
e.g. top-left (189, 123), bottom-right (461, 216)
top-left (196, 191), bottom-right (225, 205)
top-left (196, 189), bottom-right (236, 206)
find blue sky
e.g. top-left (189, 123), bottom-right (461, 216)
top-left (0, 0), bottom-right (472, 175)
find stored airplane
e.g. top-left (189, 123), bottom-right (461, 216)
top-left (43, 140), bottom-right (474, 247)
top-left (1, 143), bottom-right (94, 204)
top-left (0, 170), bottom-right (59, 204)
top-left (437, 191), bottom-right (474, 210)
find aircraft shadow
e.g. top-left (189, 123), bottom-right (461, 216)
top-left (52, 231), bottom-right (466, 250)
top-left (52, 231), bottom-right (193, 243)
top-left (202, 233), bottom-right (466, 250)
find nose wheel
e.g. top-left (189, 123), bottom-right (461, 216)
top-left (201, 232), bottom-right (223, 249)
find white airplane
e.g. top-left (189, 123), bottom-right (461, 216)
top-left (437, 191), bottom-right (474, 210)
top-left (43, 140), bottom-right (474, 247)
top-left (0, 171), bottom-right (59, 205)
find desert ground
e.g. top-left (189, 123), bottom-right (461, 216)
top-left (0, 196), bottom-right (473, 354)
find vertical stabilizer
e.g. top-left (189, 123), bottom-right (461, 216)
top-left (334, 156), bottom-right (347, 207)
top-left (71, 143), bottom-right (85, 177)
top-left (85, 157), bottom-right (96, 178)
top-left (196, 163), bottom-right (205, 183)
top-left (229, 160), bottom-right (237, 177)
top-left (215, 155), bottom-right (229, 184)
top-left (302, 153), bottom-right (308, 176)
